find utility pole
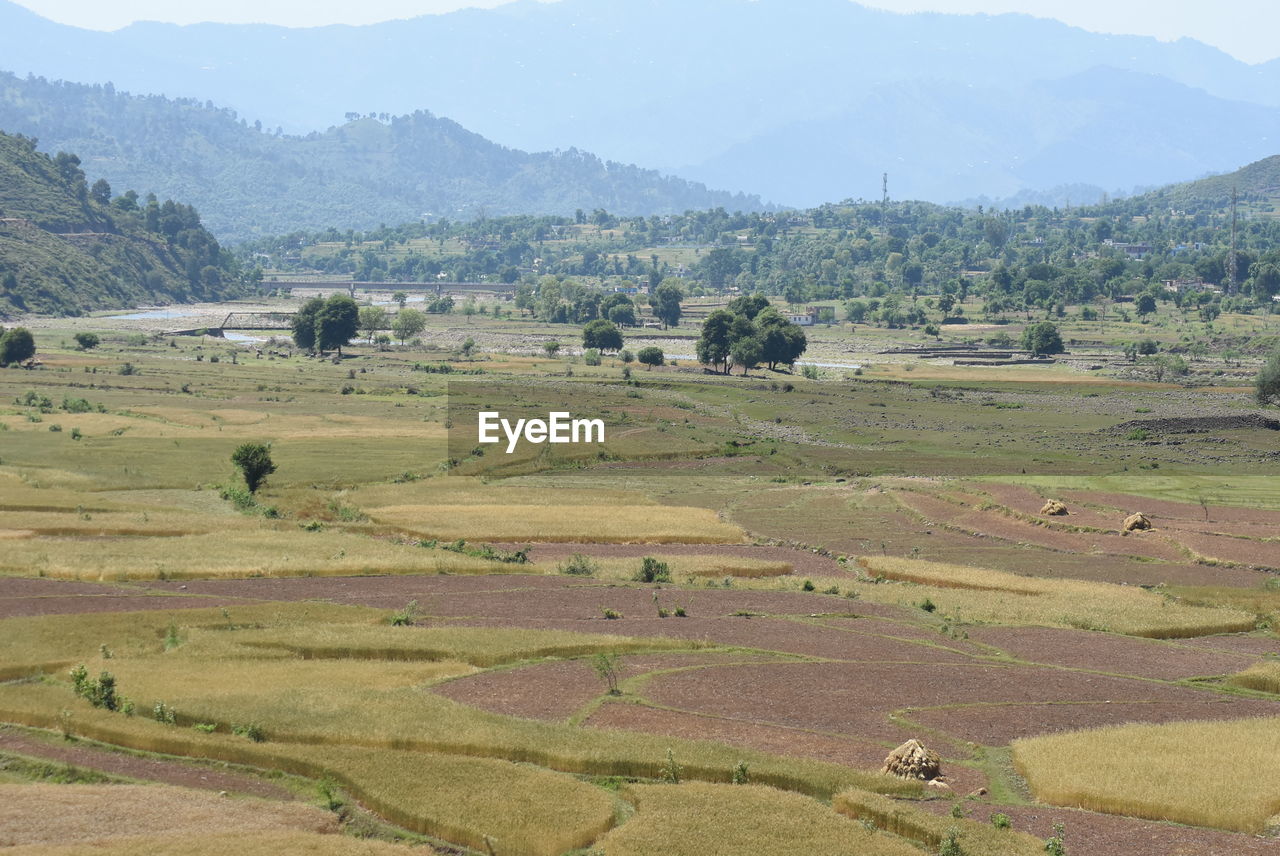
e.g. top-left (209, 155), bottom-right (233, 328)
top-left (882, 172), bottom-right (889, 207)
top-left (1227, 186), bottom-right (1239, 295)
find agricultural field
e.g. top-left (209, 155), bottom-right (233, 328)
top-left (1, 304), bottom-right (1279, 856)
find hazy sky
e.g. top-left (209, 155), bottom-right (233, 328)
top-left (11, 0), bottom-right (1279, 64)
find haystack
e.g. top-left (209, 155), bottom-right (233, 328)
top-left (1040, 499), bottom-right (1068, 516)
top-left (1123, 512), bottom-right (1152, 532)
top-left (881, 739), bottom-right (941, 781)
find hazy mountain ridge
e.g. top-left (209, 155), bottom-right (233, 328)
top-left (1, 0), bottom-right (1278, 213)
top-left (0, 72), bottom-right (765, 242)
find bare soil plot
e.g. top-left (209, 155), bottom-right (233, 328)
top-left (1178, 634), bottom-right (1280, 658)
top-left (434, 652), bottom-right (780, 721)
top-left (914, 798), bottom-right (1280, 856)
top-left (898, 491), bottom-right (1188, 562)
top-left (1160, 530), bottom-right (1280, 568)
top-left (967, 626), bottom-right (1260, 680)
top-left (0, 728), bottom-right (295, 799)
top-left (1061, 490), bottom-right (1280, 526)
top-left (583, 704), bottom-right (988, 794)
top-left (640, 661), bottom-right (1280, 745)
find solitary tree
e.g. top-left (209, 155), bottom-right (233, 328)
top-left (391, 308), bottom-right (426, 344)
top-left (543, 340), bottom-right (561, 358)
top-left (231, 442), bottom-right (276, 493)
top-left (0, 327), bottom-right (36, 366)
top-left (73, 332), bottom-right (101, 350)
top-left (1021, 321), bottom-right (1064, 357)
top-left (392, 291), bottom-right (409, 309)
top-left (637, 346), bottom-right (664, 369)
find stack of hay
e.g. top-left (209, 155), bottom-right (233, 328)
top-left (1123, 512), bottom-right (1152, 532)
top-left (881, 739), bottom-right (942, 783)
top-left (1040, 499), bottom-right (1068, 516)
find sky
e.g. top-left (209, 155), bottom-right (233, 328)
top-left (10, 0), bottom-right (1279, 64)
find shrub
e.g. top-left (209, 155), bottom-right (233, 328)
top-left (583, 348), bottom-right (602, 366)
top-left (636, 557), bottom-right (671, 583)
top-left (73, 332), bottom-right (100, 350)
top-left (732, 760), bottom-right (750, 784)
top-left (801, 579), bottom-right (816, 592)
top-left (233, 722), bottom-right (266, 742)
top-left (1257, 348), bottom-right (1280, 407)
top-left (601, 607), bottom-right (623, 620)
top-left (990, 812), bottom-right (1011, 829)
top-left (660, 748), bottom-right (683, 784)
top-left (152, 701), bottom-right (177, 725)
top-left (390, 600), bottom-right (420, 626)
top-left (560, 554), bottom-right (598, 576)
top-left (592, 652), bottom-right (622, 695)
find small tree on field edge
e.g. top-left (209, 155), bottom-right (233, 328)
top-left (231, 442), bottom-right (276, 493)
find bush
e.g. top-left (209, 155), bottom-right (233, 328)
top-left (233, 722), bottom-right (266, 742)
top-left (990, 812), bottom-right (1011, 829)
top-left (619, 349), bottom-right (634, 364)
top-left (583, 348), bottom-right (602, 366)
top-left (73, 332), bottom-right (100, 350)
top-left (390, 599), bottom-right (420, 626)
top-left (559, 553), bottom-right (598, 576)
top-left (1257, 348), bottom-right (1280, 407)
top-left (636, 556), bottom-right (671, 583)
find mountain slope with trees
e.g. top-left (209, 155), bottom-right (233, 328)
top-left (0, 72), bottom-right (765, 242)
top-left (0, 130), bottom-right (240, 315)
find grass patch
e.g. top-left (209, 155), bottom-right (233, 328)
top-left (1227, 661), bottom-right (1280, 694)
top-left (1012, 716), bottom-right (1280, 833)
top-left (598, 782), bottom-right (921, 856)
top-left (855, 556), bottom-right (1255, 638)
top-left (833, 789), bottom-right (1044, 856)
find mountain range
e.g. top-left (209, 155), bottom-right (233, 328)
top-left (0, 72), bottom-right (762, 242)
top-left (1, 0), bottom-right (1279, 210)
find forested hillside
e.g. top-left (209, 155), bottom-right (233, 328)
top-left (0, 73), bottom-right (765, 242)
top-left (0, 131), bottom-right (240, 316)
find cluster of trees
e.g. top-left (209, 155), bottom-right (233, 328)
top-left (0, 326), bottom-right (36, 366)
top-left (510, 277), bottom-right (683, 329)
top-left (695, 295), bottom-right (808, 375)
top-left (291, 294), bottom-right (359, 354)
top-left (248, 188), bottom-right (1280, 336)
